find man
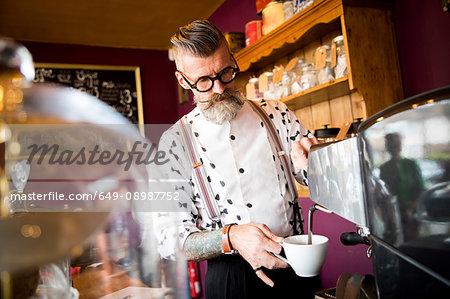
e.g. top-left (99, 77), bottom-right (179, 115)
top-left (157, 20), bottom-right (319, 298)
top-left (379, 133), bottom-right (425, 239)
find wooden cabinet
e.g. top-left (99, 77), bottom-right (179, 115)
top-left (234, 0), bottom-right (403, 196)
top-left (235, 0), bottom-right (402, 122)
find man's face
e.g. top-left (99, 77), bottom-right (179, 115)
top-left (176, 43), bottom-right (244, 124)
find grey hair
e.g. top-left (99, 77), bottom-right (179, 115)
top-left (171, 20), bottom-right (229, 69)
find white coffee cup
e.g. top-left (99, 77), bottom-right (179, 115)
top-left (272, 234), bottom-right (328, 277)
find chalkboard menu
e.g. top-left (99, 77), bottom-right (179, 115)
top-left (33, 63), bottom-right (144, 125)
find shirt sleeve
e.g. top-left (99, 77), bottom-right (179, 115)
top-left (152, 127), bottom-right (201, 259)
top-left (262, 99), bottom-right (312, 186)
top-left (284, 102), bottom-right (312, 186)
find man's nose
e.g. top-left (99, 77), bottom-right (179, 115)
top-left (211, 79), bottom-right (226, 94)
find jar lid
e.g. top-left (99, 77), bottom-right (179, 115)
top-left (332, 35), bottom-right (344, 43)
top-left (314, 125), bottom-right (340, 138)
top-left (301, 62), bottom-right (315, 71)
top-left (249, 77), bottom-right (259, 83)
top-left (264, 72), bottom-right (273, 77)
top-left (294, 59), bottom-right (305, 67)
top-left (265, 1), bottom-right (283, 9)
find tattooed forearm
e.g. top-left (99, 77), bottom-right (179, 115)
top-left (184, 229), bottom-right (222, 261)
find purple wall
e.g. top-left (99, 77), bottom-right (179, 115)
top-left (394, 0), bottom-right (450, 98)
top-left (22, 41), bottom-right (179, 124)
top-left (208, 0), bottom-right (261, 33)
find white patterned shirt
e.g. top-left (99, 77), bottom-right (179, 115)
top-left (155, 99), bottom-right (310, 258)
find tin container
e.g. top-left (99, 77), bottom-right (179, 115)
top-left (224, 32), bottom-right (245, 53)
top-left (245, 20), bottom-right (263, 46)
top-left (262, 1), bottom-right (285, 35)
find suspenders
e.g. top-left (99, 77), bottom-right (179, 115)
top-left (247, 100), bottom-right (304, 235)
top-left (179, 100), bottom-right (304, 234)
top-left (179, 117), bottom-right (222, 227)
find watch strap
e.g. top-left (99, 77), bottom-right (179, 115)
top-left (222, 224), bottom-right (238, 255)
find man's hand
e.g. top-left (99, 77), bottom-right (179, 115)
top-left (291, 136), bottom-right (320, 171)
top-left (228, 223), bottom-right (289, 287)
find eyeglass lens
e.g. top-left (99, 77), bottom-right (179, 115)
top-left (196, 67), bottom-right (237, 92)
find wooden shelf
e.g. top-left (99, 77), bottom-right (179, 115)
top-left (235, 0), bottom-right (342, 72)
top-left (235, 0), bottom-right (403, 117)
top-left (281, 76), bottom-right (350, 110)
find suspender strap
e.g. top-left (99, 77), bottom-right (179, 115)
top-left (247, 100), bottom-right (304, 234)
top-left (179, 117), bottom-right (222, 225)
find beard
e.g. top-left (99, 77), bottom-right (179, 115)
top-left (195, 89), bottom-right (245, 124)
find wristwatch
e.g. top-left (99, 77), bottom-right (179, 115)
top-left (222, 224), bottom-right (238, 255)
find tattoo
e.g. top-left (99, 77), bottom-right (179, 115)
top-left (184, 229), bottom-right (222, 261)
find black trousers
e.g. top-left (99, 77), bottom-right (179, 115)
top-left (205, 255), bottom-right (321, 299)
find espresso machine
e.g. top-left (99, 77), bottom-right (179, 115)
top-left (308, 86), bottom-right (450, 298)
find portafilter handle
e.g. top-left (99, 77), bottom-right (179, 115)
top-left (340, 232), bottom-right (370, 246)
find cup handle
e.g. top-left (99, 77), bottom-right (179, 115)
top-left (271, 252), bottom-right (290, 265)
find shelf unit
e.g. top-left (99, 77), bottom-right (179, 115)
top-left (281, 75), bottom-right (350, 110)
top-left (235, 0), bottom-right (402, 117)
top-left (235, 0), bottom-right (403, 197)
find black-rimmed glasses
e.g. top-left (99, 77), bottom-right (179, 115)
top-left (178, 55), bottom-right (240, 92)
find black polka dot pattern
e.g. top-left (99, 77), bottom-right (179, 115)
top-left (155, 99), bottom-right (310, 258)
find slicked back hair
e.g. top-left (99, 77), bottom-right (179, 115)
top-left (171, 20), bottom-right (230, 71)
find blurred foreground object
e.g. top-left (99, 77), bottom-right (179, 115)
top-left (0, 39), bottom-right (34, 113)
top-left (0, 40), bottom-right (187, 298)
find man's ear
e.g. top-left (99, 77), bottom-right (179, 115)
top-left (175, 71), bottom-right (191, 90)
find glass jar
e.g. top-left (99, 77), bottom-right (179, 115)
top-left (246, 77), bottom-right (263, 99)
top-left (299, 62), bottom-right (318, 91)
top-left (333, 35), bottom-right (347, 78)
top-left (317, 45), bottom-right (335, 84)
top-left (283, 1), bottom-right (295, 21)
top-left (291, 59), bottom-right (306, 94)
top-left (280, 71), bottom-right (294, 98)
top-left (262, 72), bottom-right (275, 100)
top-left (295, 0), bottom-right (315, 13)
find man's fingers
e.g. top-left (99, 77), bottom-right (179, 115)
top-left (310, 136), bottom-right (321, 144)
top-left (299, 136), bottom-right (314, 151)
top-left (255, 269), bottom-right (274, 287)
top-left (256, 223), bottom-right (284, 243)
top-left (264, 251), bottom-right (289, 269)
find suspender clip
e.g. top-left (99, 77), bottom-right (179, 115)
top-left (192, 162), bottom-right (203, 169)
